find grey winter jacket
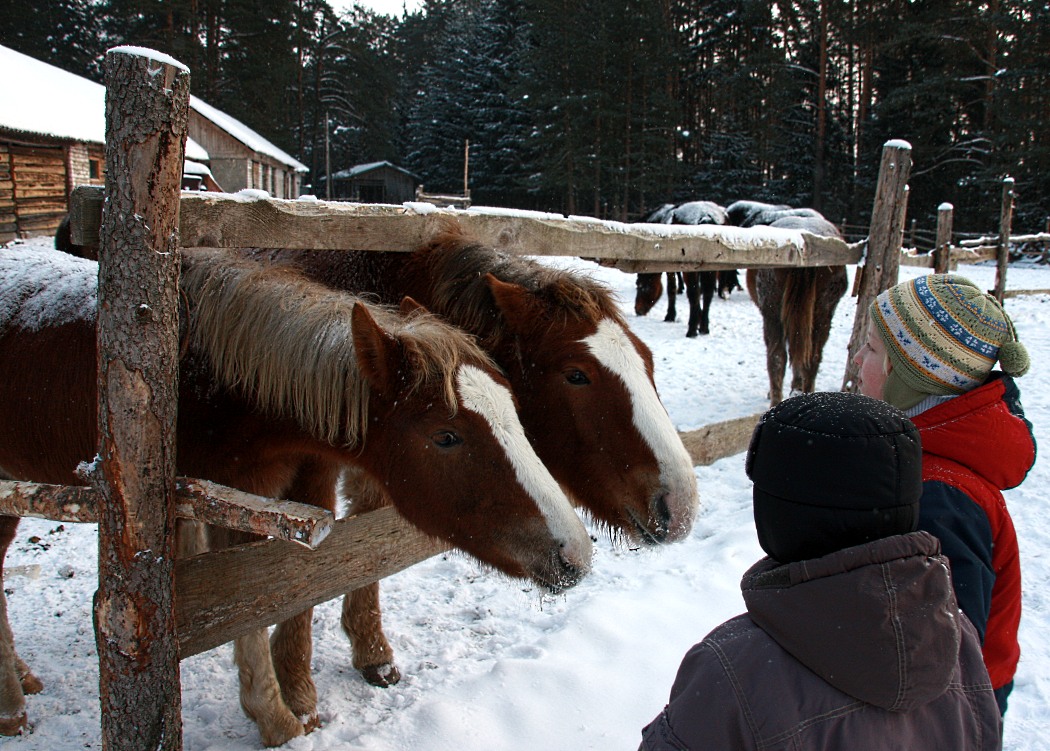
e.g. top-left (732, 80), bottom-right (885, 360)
top-left (640, 531), bottom-right (1002, 750)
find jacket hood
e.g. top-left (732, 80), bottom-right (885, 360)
top-left (742, 531), bottom-right (962, 712)
top-left (912, 374), bottom-right (1036, 491)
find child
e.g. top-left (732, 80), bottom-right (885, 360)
top-left (640, 392), bottom-right (1000, 750)
top-left (855, 273), bottom-right (1035, 713)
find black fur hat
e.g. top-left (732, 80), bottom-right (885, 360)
top-left (745, 392), bottom-right (923, 564)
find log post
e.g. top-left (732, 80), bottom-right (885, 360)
top-left (934, 202), bottom-right (954, 274)
top-left (88, 47), bottom-right (189, 751)
top-left (994, 177), bottom-right (1014, 303)
top-left (842, 140), bottom-right (912, 392)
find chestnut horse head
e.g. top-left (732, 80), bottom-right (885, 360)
top-left (400, 227), bottom-right (699, 544)
top-left (635, 273), bottom-right (664, 316)
top-left (178, 250), bottom-right (594, 590)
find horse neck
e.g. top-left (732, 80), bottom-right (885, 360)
top-left (181, 252), bottom-right (368, 448)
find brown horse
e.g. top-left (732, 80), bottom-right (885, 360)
top-left (738, 211), bottom-right (849, 405)
top-left (252, 221), bottom-right (699, 685)
top-left (0, 247), bottom-right (593, 745)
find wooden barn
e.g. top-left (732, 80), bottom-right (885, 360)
top-left (188, 97), bottom-right (307, 198)
top-left (0, 44), bottom-right (212, 243)
top-left (326, 161), bottom-right (421, 204)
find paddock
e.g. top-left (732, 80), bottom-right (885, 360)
top-left (4, 46), bottom-right (1031, 750)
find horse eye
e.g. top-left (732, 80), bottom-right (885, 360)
top-left (431, 430), bottom-right (462, 448)
top-left (566, 369), bottom-right (591, 386)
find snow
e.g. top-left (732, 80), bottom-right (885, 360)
top-left (4, 235), bottom-right (1049, 750)
top-left (107, 45), bottom-right (190, 73)
top-left (0, 44), bottom-right (208, 162)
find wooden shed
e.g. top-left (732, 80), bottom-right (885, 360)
top-left (188, 97), bottom-right (308, 199)
top-left (327, 161), bottom-right (421, 204)
top-left (0, 44), bottom-right (211, 243)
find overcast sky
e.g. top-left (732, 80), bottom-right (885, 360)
top-left (328, 0), bottom-right (424, 17)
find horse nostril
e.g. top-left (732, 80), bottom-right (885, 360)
top-left (650, 492), bottom-right (672, 543)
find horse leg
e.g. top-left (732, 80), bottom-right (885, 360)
top-left (664, 271), bottom-right (678, 322)
top-left (270, 459), bottom-right (339, 731)
top-left (339, 467), bottom-right (400, 687)
top-left (209, 526), bottom-right (302, 747)
top-left (234, 627), bottom-right (304, 747)
top-left (684, 272), bottom-right (701, 337)
top-left (754, 270), bottom-right (788, 405)
top-left (0, 516), bottom-right (36, 736)
top-left (699, 272), bottom-right (716, 335)
top-left (797, 266), bottom-right (848, 394)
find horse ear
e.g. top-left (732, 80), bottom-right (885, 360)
top-left (399, 295), bottom-right (429, 316)
top-left (485, 274), bottom-right (540, 331)
top-left (351, 302), bottom-right (403, 393)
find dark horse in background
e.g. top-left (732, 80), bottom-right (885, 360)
top-left (635, 201), bottom-right (741, 337)
top-left (725, 200), bottom-right (849, 405)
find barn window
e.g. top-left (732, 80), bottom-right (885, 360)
top-left (89, 158), bottom-right (101, 179)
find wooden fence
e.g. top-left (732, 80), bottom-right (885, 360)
top-left (0, 48), bottom-right (914, 750)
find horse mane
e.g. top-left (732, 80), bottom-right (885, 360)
top-left (181, 249), bottom-right (493, 447)
top-left (410, 222), bottom-right (625, 345)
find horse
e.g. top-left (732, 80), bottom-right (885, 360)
top-left (250, 221), bottom-right (700, 686)
top-left (0, 247), bottom-right (594, 746)
top-left (734, 210), bottom-right (849, 405)
top-left (635, 201), bottom-right (736, 337)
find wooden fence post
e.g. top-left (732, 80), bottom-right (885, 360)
top-left (88, 47), bottom-right (189, 751)
top-left (994, 177), bottom-right (1015, 303)
top-left (934, 202), bottom-right (954, 274)
top-left (842, 139), bottom-right (913, 392)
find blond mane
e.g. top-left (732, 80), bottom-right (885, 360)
top-left (180, 249), bottom-right (496, 447)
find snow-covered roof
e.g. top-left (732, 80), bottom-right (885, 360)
top-left (190, 95), bottom-right (308, 173)
top-left (0, 44), bottom-right (209, 162)
top-left (330, 160), bottom-right (420, 180)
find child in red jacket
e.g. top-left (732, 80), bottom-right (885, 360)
top-left (854, 273), bottom-right (1035, 714)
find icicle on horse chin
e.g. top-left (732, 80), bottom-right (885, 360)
top-left (0, 247), bottom-right (593, 746)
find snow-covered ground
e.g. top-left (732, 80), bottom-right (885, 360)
top-left (4, 234), bottom-right (1049, 749)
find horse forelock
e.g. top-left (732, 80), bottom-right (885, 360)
top-left (181, 251), bottom-right (494, 447)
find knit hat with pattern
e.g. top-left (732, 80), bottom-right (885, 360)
top-left (870, 274), bottom-right (1030, 410)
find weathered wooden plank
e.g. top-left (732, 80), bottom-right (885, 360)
top-left (0, 478), bottom-right (334, 549)
top-left (174, 505), bottom-right (448, 658)
top-left (70, 186), bottom-right (857, 269)
top-left (679, 413), bottom-right (763, 466)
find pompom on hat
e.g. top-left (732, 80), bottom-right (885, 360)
top-left (870, 274), bottom-right (1030, 410)
top-left (745, 392), bottom-right (923, 564)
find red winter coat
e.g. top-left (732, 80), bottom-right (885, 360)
top-left (912, 373), bottom-right (1035, 690)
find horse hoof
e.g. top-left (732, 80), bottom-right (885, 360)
top-left (361, 662), bottom-right (401, 687)
top-left (259, 713), bottom-right (304, 748)
top-left (20, 672), bottom-right (43, 695)
top-left (302, 711), bottom-right (321, 734)
top-left (663, 315), bottom-right (676, 323)
top-left (0, 713), bottom-right (28, 736)
top-left (686, 330), bottom-right (698, 338)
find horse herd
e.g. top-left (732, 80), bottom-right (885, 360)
top-left (635, 199), bottom-right (848, 405)
top-left (0, 200), bottom-right (845, 745)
